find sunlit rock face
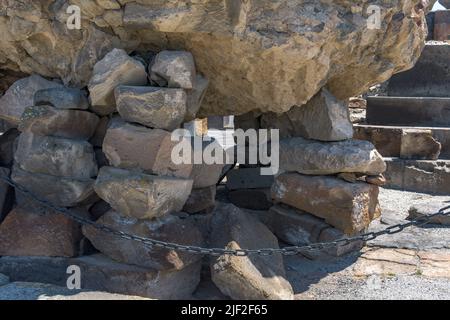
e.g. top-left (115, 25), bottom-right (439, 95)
top-left (0, 0), bottom-right (435, 116)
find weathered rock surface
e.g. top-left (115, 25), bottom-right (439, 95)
top-left (365, 174), bottom-right (387, 186)
top-left (88, 48), bottom-right (147, 115)
top-left (267, 205), bottom-right (364, 257)
top-left (210, 203), bottom-right (294, 300)
top-left (272, 173), bottom-right (380, 235)
top-left (83, 210), bottom-right (204, 271)
top-left (11, 165), bottom-right (96, 207)
top-left (115, 86), bottom-right (187, 130)
top-left (14, 133), bottom-right (98, 179)
top-left (0, 255), bottom-right (201, 299)
top-left (103, 120), bottom-right (192, 178)
top-left (19, 105), bottom-right (99, 140)
top-left (384, 158), bottom-right (450, 195)
top-left (0, 1), bottom-right (432, 116)
top-left (0, 205), bottom-right (85, 257)
top-left (185, 75), bottom-right (209, 121)
top-left (34, 87), bottom-right (89, 110)
top-left (94, 166), bottom-right (193, 219)
top-left (150, 51), bottom-right (196, 89)
top-left (260, 89), bottom-right (353, 141)
top-left (190, 139), bottom-right (226, 188)
top-left (0, 75), bottom-right (63, 125)
top-left (408, 201), bottom-right (450, 226)
top-left (400, 129), bottom-right (441, 160)
top-left (182, 186), bottom-right (216, 214)
top-left (279, 137), bottom-right (386, 175)
top-left (74, 254), bottom-right (202, 299)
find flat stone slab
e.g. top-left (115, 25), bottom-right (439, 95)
top-left (387, 44), bottom-right (450, 97)
top-left (354, 124), bottom-right (450, 159)
top-left (384, 158), bottom-right (450, 195)
top-left (367, 96), bottom-right (450, 127)
top-left (0, 254), bottom-right (201, 299)
top-left (279, 137), bottom-right (386, 175)
top-left (0, 282), bottom-right (149, 300)
top-left (272, 173), bottom-right (380, 235)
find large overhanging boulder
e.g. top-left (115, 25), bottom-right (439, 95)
top-left (0, 0), bottom-right (435, 116)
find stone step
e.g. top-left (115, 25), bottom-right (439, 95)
top-left (387, 44), bottom-right (450, 97)
top-left (354, 124), bottom-right (450, 159)
top-left (384, 158), bottom-right (450, 195)
top-left (366, 96), bottom-right (450, 127)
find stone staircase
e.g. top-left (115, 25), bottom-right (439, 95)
top-left (354, 43), bottom-right (450, 195)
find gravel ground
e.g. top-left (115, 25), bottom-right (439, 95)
top-left (377, 188), bottom-right (450, 220)
top-left (286, 187), bottom-right (450, 300)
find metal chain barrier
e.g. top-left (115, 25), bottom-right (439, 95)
top-left (2, 174), bottom-right (450, 257)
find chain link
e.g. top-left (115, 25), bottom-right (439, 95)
top-left (2, 175), bottom-right (449, 257)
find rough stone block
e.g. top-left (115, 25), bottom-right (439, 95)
top-left (260, 88), bottom-right (353, 141)
top-left (0, 205), bottom-right (86, 257)
top-left (94, 166), bottom-right (193, 219)
top-left (279, 137), bottom-right (386, 175)
top-left (400, 129), bottom-right (441, 160)
top-left (82, 210), bottom-right (204, 271)
top-left (34, 87), bottom-right (89, 110)
top-left (271, 173), bottom-right (380, 235)
top-left (384, 158), bottom-right (450, 195)
top-left (210, 203), bottom-right (294, 300)
top-left (19, 105), bottom-right (99, 140)
top-left (103, 120), bottom-right (192, 178)
top-left (182, 186), bottom-right (216, 214)
top-left (14, 132), bottom-right (98, 179)
top-left (115, 86), bottom-right (187, 130)
top-left (88, 48), bottom-right (147, 115)
top-left (267, 205), bottom-right (363, 257)
top-left (11, 165), bottom-right (96, 207)
top-left (0, 75), bottom-right (63, 125)
top-left (150, 50), bottom-right (196, 89)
